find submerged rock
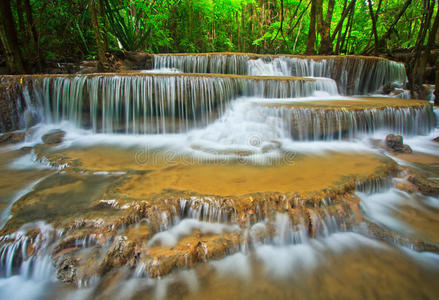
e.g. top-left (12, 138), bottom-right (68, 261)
top-left (393, 171), bottom-right (419, 194)
top-left (408, 174), bottom-right (439, 196)
top-left (385, 134), bottom-right (402, 149)
top-left (55, 255), bottom-right (78, 284)
top-left (99, 236), bottom-right (136, 274)
top-left (42, 129), bottom-right (65, 144)
top-left (0, 131), bottom-right (25, 144)
top-left (382, 82), bottom-right (403, 94)
top-left (401, 144), bottom-right (413, 153)
top-left (385, 134), bottom-right (412, 153)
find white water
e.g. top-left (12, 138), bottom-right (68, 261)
top-left (357, 189), bottom-right (415, 234)
top-left (10, 100), bottom-right (435, 164)
top-left (147, 219), bottom-right (239, 247)
top-left (154, 54), bottom-right (407, 95)
top-left (1, 55), bottom-right (438, 299)
top-left (3, 229), bottom-right (437, 300)
top-left (0, 177), bottom-right (50, 229)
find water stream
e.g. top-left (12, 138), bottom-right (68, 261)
top-left (0, 54), bottom-right (438, 299)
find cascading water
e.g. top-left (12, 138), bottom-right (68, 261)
top-left (247, 56), bottom-right (407, 95)
top-left (154, 54), bottom-right (249, 75)
top-left (1, 53), bottom-right (438, 300)
top-left (259, 104), bottom-right (435, 141)
top-left (4, 74), bottom-right (338, 134)
top-left (154, 54), bottom-right (407, 95)
top-left (44, 74), bottom-right (242, 134)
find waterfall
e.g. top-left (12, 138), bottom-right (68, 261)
top-left (154, 54), bottom-right (407, 95)
top-left (34, 75), bottom-right (243, 134)
top-left (3, 74), bottom-right (336, 134)
top-left (0, 55), bottom-right (429, 141)
top-left (248, 56), bottom-right (407, 95)
top-left (154, 54), bottom-right (249, 75)
top-left (0, 222), bottom-right (56, 280)
top-left (260, 105), bottom-right (435, 141)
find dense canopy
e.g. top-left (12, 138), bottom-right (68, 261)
top-left (0, 0), bottom-right (437, 67)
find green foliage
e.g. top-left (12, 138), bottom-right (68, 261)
top-left (5, 0), bottom-right (438, 61)
top-left (103, 0), bottom-right (156, 51)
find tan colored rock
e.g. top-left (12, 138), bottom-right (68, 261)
top-left (394, 180), bottom-right (419, 194)
top-left (408, 174), bottom-right (439, 196)
top-left (42, 129), bottom-right (65, 144)
top-left (0, 131), bottom-right (25, 144)
top-left (99, 236), bottom-right (136, 274)
top-left (385, 134), bottom-right (412, 153)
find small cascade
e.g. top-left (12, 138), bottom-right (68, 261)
top-left (2, 74), bottom-right (336, 134)
top-left (260, 105), bottom-right (435, 141)
top-left (154, 54), bottom-right (249, 75)
top-left (1, 50), bottom-right (439, 299)
top-left (0, 222), bottom-right (56, 280)
top-left (355, 177), bottom-right (394, 194)
top-left (248, 56), bottom-right (407, 95)
top-left (153, 54), bottom-right (407, 95)
top-left (179, 197), bottom-right (238, 224)
top-left (45, 75), bottom-right (240, 134)
top-left (245, 77), bottom-right (338, 98)
top-left (0, 80), bottom-right (42, 132)
top-left (0, 183), bottom-right (366, 281)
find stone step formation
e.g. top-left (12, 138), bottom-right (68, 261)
top-left (0, 53), bottom-right (438, 300)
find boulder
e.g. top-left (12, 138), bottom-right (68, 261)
top-left (385, 134), bottom-right (412, 153)
top-left (123, 51), bottom-right (154, 70)
top-left (0, 131), bottom-right (25, 144)
top-left (401, 144), bottom-right (413, 153)
top-left (408, 174), bottom-right (439, 196)
top-left (42, 129), bottom-right (65, 144)
top-left (385, 134), bottom-right (403, 149)
top-left (55, 255), bottom-right (78, 284)
top-left (99, 236), bottom-right (135, 274)
top-left (382, 82), bottom-right (402, 94)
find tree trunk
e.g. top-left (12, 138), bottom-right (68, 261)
top-left (408, 0), bottom-right (435, 98)
top-left (236, 12), bottom-right (240, 51)
top-left (367, 0), bottom-right (380, 55)
top-left (426, 1), bottom-right (439, 65)
top-left (23, 0), bottom-right (41, 71)
top-left (306, 0), bottom-right (321, 54)
top-left (429, 0), bottom-right (439, 104)
top-left (286, 0), bottom-right (304, 34)
top-left (435, 57), bottom-right (439, 105)
top-left (97, 0), bottom-right (109, 51)
top-left (287, 0), bottom-right (311, 36)
top-left (89, 0), bottom-right (109, 71)
top-left (241, 5), bottom-right (245, 52)
top-left (318, 0), bottom-right (335, 54)
top-left (379, 0), bottom-right (412, 44)
top-left (0, 0), bottom-right (25, 74)
top-left (332, 0), bottom-right (356, 53)
top-left (343, 7), bottom-right (355, 54)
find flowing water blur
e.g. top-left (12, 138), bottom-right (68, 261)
top-left (0, 54), bottom-right (438, 300)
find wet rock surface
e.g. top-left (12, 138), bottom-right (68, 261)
top-left (407, 173), bottom-right (439, 196)
top-left (0, 53), bottom-right (438, 300)
top-left (0, 131), bottom-right (25, 144)
top-left (0, 145), bottom-right (403, 283)
top-left (385, 134), bottom-right (413, 153)
top-left (42, 129), bottom-right (66, 144)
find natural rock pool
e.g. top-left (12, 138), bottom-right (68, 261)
top-left (0, 53), bottom-right (438, 300)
